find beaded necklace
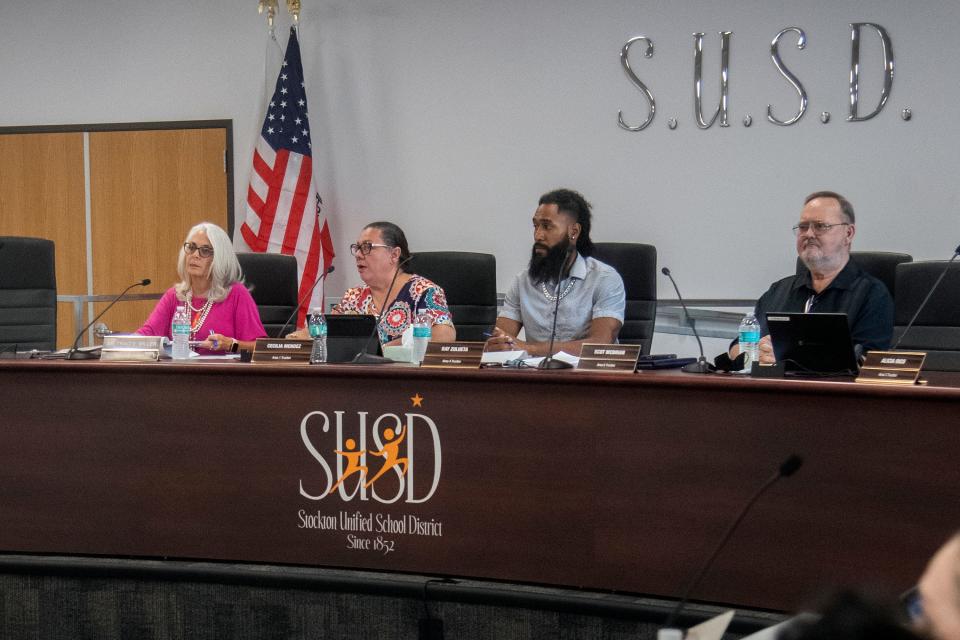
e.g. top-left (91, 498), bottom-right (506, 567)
top-left (185, 291), bottom-right (214, 338)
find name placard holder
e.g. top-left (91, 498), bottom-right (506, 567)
top-left (421, 342), bottom-right (484, 369)
top-left (577, 343), bottom-right (641, 372)
top-left (251, 338), bottom-right (312, 363)
top-left (855, 351), bottom-right (926, 385)
top-left (100, 335), bottom-right (163, 362)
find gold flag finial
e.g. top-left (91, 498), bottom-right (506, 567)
top-left (286, 0), bottom-right (301, 23)
top-left (258, 0), bottom-right (279, 27)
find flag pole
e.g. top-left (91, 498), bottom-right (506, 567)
top-left (257, 0), bottom-right (279, 28)
top-left (242, 0), bottom-right (336, 326)
top-left (287, 0), bottom-right (333, 312)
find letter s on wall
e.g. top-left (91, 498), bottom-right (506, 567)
top-left (767, 27), bottom-right (808, 126)
top-left (618, 36), bottom-right (656, 131)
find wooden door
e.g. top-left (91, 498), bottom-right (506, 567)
top-left (89, 128), bottom-right (228, 335)
top-left (0, 132), bottom-right (88, 348)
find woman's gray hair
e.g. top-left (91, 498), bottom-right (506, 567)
top-left (174, 222), bottom-right (243, 303)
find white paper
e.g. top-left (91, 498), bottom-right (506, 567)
top-left (522, 350), bottom-right (580, 368)
top-left (480, 349), bottom-right (528, 364)
top-left (686, 609), bottom-right (735, 640)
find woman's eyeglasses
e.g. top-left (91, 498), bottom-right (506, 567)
top-left (183, 242), bottom-right (214, 258)
top-left (350, 242), bottom-right (392, 256)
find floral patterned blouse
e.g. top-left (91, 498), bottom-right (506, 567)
top-left (332, 275), bottom-right (453, 343)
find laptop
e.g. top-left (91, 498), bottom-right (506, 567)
top-left (325, 314), bottom-right (382, 363)
top-left (765, 312), bottom-right (859, 376)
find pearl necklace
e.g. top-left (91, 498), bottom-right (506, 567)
top-left (185, 291), bottom-right (214, 338)
top-left (540, 278), bottom-right (575, 303)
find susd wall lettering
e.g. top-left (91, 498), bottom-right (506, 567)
top-left (619, 23), bottom-right (899, 131)
top-left (299, 411), bottom-right (442, 504)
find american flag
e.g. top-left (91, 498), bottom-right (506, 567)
top-left (240, 26), bottom-right (335, 328)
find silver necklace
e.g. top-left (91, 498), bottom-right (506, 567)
top-left (540, 278), bottom-right (575, 303)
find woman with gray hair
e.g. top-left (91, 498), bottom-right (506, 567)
top-left (136, 222), bottom-right (266, 354)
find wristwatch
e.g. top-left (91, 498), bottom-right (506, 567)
top-left (230, 340), bottom-right (240, 354)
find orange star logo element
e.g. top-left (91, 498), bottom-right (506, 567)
top-left (410, 393), bottom-right (424, 408)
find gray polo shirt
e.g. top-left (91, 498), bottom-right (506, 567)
top-left (500, 254), bottom-right (626, 343)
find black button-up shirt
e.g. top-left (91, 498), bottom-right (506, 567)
top-left (752, 258), bottom-right (894, 352)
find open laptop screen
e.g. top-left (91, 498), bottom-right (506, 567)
top-left (766, 312), bottom-right (859, 376)
top-left (325, 315), bottom-right (382, 363)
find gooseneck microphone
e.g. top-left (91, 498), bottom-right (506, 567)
top-left (661, 267), bottom-right (714, 374)
top-left (892, 244), bottom-right (960, 350)
top-left (350, 255), bottom-right (414, 365)
top-left (276, 263), bottom-right (336, 338)
top-left (660, 454), bottom-right (804, 636)
top-left (539, 244), bottom-right (577, 370)
top-left (66, 279), bottom-right (151, 360)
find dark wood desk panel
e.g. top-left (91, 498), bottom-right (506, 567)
top-left (1, 360), bottom-right (958, 612)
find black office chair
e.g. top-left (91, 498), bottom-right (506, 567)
top-left (795, 251), bottom-right (912, 300)
top-left (892, 261), bottom-right (960, 358)
top-left (406, 252), bottom-right (497, 342)
top-left (0, 236), bottom-right (57, 352)
top-left (237, 253), bottom-right (299, 338)
top-left (592, 242), bottom-right (657, 355)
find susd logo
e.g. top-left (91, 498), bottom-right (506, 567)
top-left (299, 411), bottom-right (441, 504)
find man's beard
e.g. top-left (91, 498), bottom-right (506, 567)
top-left (799, 240), bottom-right (843, 274)
top-left (528, 237), bottom-right (573, 285)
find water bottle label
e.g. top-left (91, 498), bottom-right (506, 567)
top-left (413, 326), bottom-right (431, 339)
top-left (309, 324), bottom-right (327, 338)
top-left (173, 323), bottom-right (190, 334)
top-left (740, 329), bottom-right (760, 343)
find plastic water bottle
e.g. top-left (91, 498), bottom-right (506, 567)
top-left (308, 307), bottom-right (328, 364)
top-left (412, 312), bottom-right (432, 363)
top-left (171, 304), bottom-right (191, 360)
top-left (739, 311), bottom-right (761, 372)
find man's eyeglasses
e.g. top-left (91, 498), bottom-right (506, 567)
top-left (792, 222), bottom-right (851, 236)
top-left (183, 242), bottom-right (214, 258)
top-left (350, 242), bottom-right (392, 256)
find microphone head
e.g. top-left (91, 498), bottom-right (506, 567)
top-left (661, 267), bottom-right (671, 277)
top-left (779, 454), bottom-right (804, 477)
top-left (140, 278), bottom-right (151, 286)
top-left (954, 244), bottom-right (960, 256)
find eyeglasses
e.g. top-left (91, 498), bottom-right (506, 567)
top-left (350, 242), bottom-right (392, 256)
top-left (792, 222), bottom-right (850, 236)
top-left (902, 587), bottom-right (924, 626)
top-left (183, 242), bottom-right (214, 258)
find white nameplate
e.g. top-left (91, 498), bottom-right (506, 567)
top-left (100, 335), bottom-right (164, 362)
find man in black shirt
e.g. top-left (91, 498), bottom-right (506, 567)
top-left (729, 191), bottom-right (894, 363)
